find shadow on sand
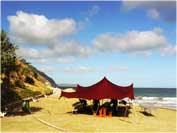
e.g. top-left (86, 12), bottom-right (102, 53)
top-left (6, 107), bottom-right (43, 117)
top-left (67, 105), bottom-right (132, 117)
top-left (67, 105), bottom-right (93, 115)
top-left (139, 111), bottom-right (154, 117)
top-left (117, 106), bottom-right (131, 117)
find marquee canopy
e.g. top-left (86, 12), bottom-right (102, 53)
top-left (61, 77), bottom-right (134, 100)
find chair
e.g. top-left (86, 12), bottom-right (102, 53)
top-left (140, 103), bottom-right (157, 115)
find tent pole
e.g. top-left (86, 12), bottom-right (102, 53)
top-left (90, 100), bottom-right (94, 115)
top-left (124, 105), bottom-right (128, 117)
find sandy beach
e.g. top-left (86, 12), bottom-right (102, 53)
top-left (1, 1), bottom-right (176, 133)
top-left (1, 93), bottom-right (176, 132)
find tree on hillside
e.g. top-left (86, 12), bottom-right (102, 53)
top-left (1, 29), bottom-right (19, 92)
top-left (1, 30), bottom-right (18, 74)
top-left (1, 30), bottom-right (21, 108)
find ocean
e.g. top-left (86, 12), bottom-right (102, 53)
top-left (134, 87), bottom-right (176, 97)
top-left (134, 88), bottom-right (176, 110)
top-left (60, 86), bottom-right (177, 110)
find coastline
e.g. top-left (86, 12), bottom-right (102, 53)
top-left (134, 96), bottom-right (177, 110)
top-left (52, 87), bottom-right (177, 110)
top-left (56, 87), bottom-right (177, 110)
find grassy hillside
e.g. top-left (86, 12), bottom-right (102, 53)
top-left (1, 59), bottom-right (57, 108)
top-left (1, 30), bottom-right (58, 109)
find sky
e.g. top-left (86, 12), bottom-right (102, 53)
top-left (1, 1), bottom-right (176, 88)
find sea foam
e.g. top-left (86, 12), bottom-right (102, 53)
top-left (134, 97), bottom-right (177, 110)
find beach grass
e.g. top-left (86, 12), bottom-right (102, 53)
top-left (1, 95), bottom-right (176, 132)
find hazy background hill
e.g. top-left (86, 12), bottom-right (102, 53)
top-left (57, 83), bottom-right (77, 89)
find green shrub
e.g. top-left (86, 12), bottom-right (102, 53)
top-left (44, 88), bottom-right (53, 95)
top-left (1, 30), bottom-right (18, 74)
top-left (14, 88), bottom-right (41, 99)
top-left (25, 76), bottom-right (35, 85)
top-left (15, 80), bottom-right (25, 89)
top-left (1, 90), bottom-right (21, 106)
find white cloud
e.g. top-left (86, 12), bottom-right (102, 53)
top-left (134, 51), bottom-right (152, 57)
top-left (30, 57), bottom-right (75, 65)
top-left (17, 40), bottom-right (93, 65)
top-left (17, 27), bottom-right (175, 63)
top-left (87, 5), bottom-right (100, 17)
top-left (63, 66), bottom-right (94, 73)
top-left (17, 40), bottom-right (93, 58)
top-left (56, 57), bottom-right (75, 64)
top-left (147, 9), bottom-right (160, 20)
top-left (93, 28), bottom-right (169, 53)
top-left (10, 11), bottom-right (95, 64)
top-left (50, 40), bottom-right (93, 57)
top-left (12, 11), bottom-right (174, 61)
top-left (40, 66), bottom-right (55, 74)
top-left (109, 66), bottom-right (129, 71)
top-left (78, 18), bottom-right (90, 31)
top-left (122, 1), bottom-right (176, 23)
top-left (17, 47), bottom-right (41, 59)
top-left (17, 28), bottom-right (176, 64)
top-left (78, 5), bottom-right (100, 31)
top-left (8, 11), bottom-right (77, 45)
top-left (160, 45), bottom-right (176, 56)
top-left (32, 59), bottom-right (50, 65)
